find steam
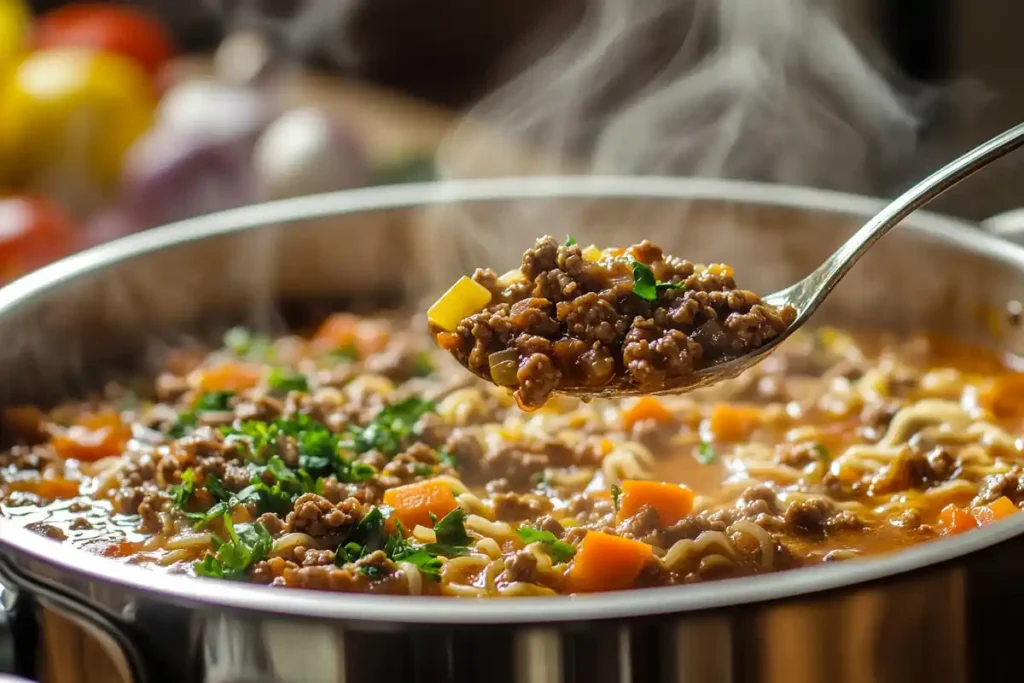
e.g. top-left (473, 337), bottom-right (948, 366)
top-left (437, 0), bottom-right (926, 191)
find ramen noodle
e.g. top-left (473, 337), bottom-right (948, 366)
top-left (1, 310), bottom-right (1023, 596)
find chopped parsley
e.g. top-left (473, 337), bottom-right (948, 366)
top-left (329, 344), bottom-right (360, 362)
top-left (241, 455), bottom-right (318, 514)
top-left (812, 443), bottom-right (831, 462)
top-left (413, 462), bottom-right (435, 477)
top-left (193, 516), bottom-right (272, 580)
top-left (168, 468), bottom-right (196, 508)
top-left (630, 260), bottom-right (685, 302)
top-left (411, 352), bottom-right (434, 377)
top-left (195, 391), bottom-right (234, 411)
top-left (424, 508), bottom-right (471, 557)
top-left (516, 526), bottom-right (576, 563)
top-left (168, 391), bottom-right (235, 437)
top-left (343, 397), bottom-right (435, 456)
top-left (334, 505), bottom-right (469, 583)
top-left (223, 327), bottom-right (273, 359)
top-left (610, 484), bottom-right (622, 512)
top-left (696, 442), bottom-right (716, 465)
top-left (266, 368), bottom-right (309, 395)
top-left (437, 448), bottom-right (457, 470)
top-left (565, 235), bottom-right (577, 247)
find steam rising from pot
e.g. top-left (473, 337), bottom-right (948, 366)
top-left (437, 0), bottom-right (924, 190)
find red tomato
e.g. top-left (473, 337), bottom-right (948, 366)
top-left (0, 196), bottom-right (76, 282)
top-left (33, 4), bottom-right (175, 80)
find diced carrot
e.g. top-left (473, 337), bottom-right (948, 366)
top-left (51, 411), bottom-right (131, 462)
top-left (567, 531), bottom-right (653, 593)
top-left (616, 480), bottom-right (695, 526)
top-left (6, 478), bottom-right (80, 499)
top-left (195, 363), bottom-right (262, 392)
top-left (976, 373), bottom-right (1024, 418)
top-left (972, 496), bottom-right (1018, 525)
top-left (622, 396), bottom-right (675, 432)
top-left (599, 438), bottom-right (615, 455)
top-left (101, 541), bottom-right (145, 558)
top-left (708, 403), bottom-right (764, 442)
top-left (313, 313), bottom-right (390, 357)
top-left (938, 503), bottom-right (979, 535)
top-left (382, 479), bottom-right (459, 530)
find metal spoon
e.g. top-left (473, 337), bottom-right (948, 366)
top-left (562, 121), bottom-right (1024, 399)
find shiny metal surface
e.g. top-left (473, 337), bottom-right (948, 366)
top-left (1, 177), bottom-right (1024, 683)
top-left (562, 122), bottom-right (1024, 399)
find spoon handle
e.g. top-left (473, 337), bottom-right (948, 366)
top-left (778, 122), bottom-right (1024, 318)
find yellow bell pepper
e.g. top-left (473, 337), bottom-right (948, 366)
top-left (0, 48), bottom-right (155, 189)
top-left (581, 245), bottom-right (602, 262)
top-left (0, 0), bottom-right (29, 75)
top-left (427, 276), bottom-right (493, 332)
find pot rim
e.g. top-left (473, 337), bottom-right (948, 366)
top-left (2, 175), bottom-right (1023, 624)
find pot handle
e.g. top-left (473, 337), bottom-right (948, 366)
top-left (0, 585), bottom-right (33, 682)
top-left (980, 208), bottom-right (1024, 245)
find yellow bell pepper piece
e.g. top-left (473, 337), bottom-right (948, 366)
top-left (428, 276), bottom-right (493, 332)
top-left (0, 0), bottom-right (29, 75)
top-left (0, 48), bottom-right (155, 189)
top-left (581, 245), bottom-right (602, 263)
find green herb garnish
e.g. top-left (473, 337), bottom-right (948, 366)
top-left (411, 352), bottom-right (434, 377)
top-left (610, 484), bottom-right (622, 512)
top-left (334, 505), bottom-right (466, 582)
top-left (630, 260), bottom-right (686, 302)
top-left (330, 344), bottom-right (360, 362)
top-left (516, 526), bottom-right (576, 563)
top-left (193, 516), bottom-right (272, 580)
top-left (223, 327), bottom-right (273, 359)
top-left (696, 442), bottom-right (716, 465)
top-left (195, 391), bottom-right (234, 411)
top-left (343, 397), bottom-right (435, 457)
top-left (424, 508), bottom-right (471, 557)
top-left (565, 235), bottom-right (577, 247)
top-left (267, 368), bottom-right (309, 395)
top-left (437, 448), bottom-right (457, 470)
top-left (168, 391), bottom-right (235, 438)
top-left (169, 468), bottom-right (196, 508)
top-left (413, 463), bottom-right (435, 477)
top-left (812, 443), bottom-right (831, 462)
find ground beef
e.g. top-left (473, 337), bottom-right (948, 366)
top-left (783, 497), bottom-right (864, 536)
top-left (972, 465), bottom-right (1024, 507)
top-left (868, 446), bottom-right (956, 496)
top-left (137, 491), bottom-right (167, 533)
top-left (377, 443), bottom-right (440, 487)
top-left (493, 492), bottom-right (553, 521)
top-left (432, 236), bottom-right (795, 409)
top-left (617, 504), bottom-right (661, 542)
top-left (534, 515), bottom-right (565, 538)
top-left (499, 550), bottom-right (538, 584)
top-left (283, 494), bottom-right (362, 538)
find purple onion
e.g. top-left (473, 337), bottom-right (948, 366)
top-left (252, 106), bottom-right (370, 200)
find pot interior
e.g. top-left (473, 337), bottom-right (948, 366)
top-left (0, 184), bottom-right (1021, 409)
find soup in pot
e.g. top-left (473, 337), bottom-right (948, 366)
top-left (2, 303), bottom-right (1022, 596)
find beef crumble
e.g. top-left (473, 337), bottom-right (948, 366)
top-left (431, 236), bottom-right (796, 409)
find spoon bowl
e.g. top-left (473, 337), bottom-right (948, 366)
top-left (548, 121), bottom-right (1024, 401)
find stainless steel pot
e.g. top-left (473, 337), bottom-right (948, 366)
top-left (2, 177), bottom-right (1024, 683)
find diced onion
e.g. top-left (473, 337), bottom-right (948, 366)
top-left (488, 349), bottom-right (520, 387)
top-left (499, 268), bottom-right (524, 285)
top-left (427, 276), bottom-right (493, 332)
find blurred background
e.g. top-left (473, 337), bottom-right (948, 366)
top-left (0, 0), bottom-right (1020, 284)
